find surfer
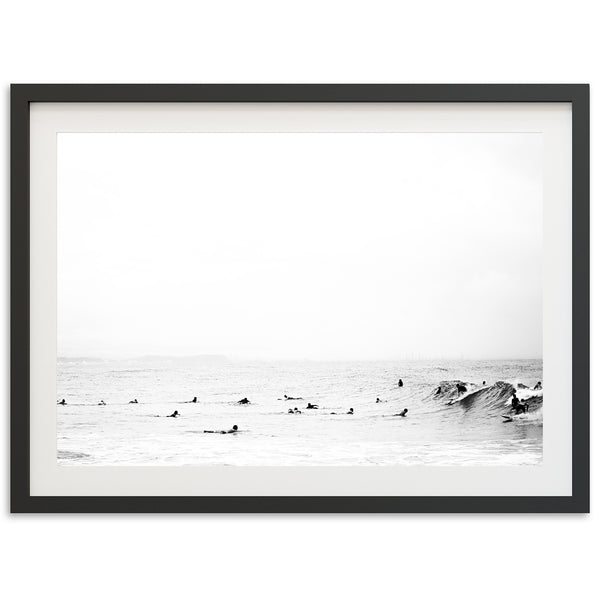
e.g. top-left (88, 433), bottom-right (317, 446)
top-left (376, 397), bottom-right (382, 403)
top-left (394, 408), bottom-right (408, 417)
top-left (511, 392), bottom-right (520, 410)
top-left (511, 392), bottom-right (529, 415)
top-left (204, 425), bottom-right (239, 434)
top-left (192, 396), bottom-right (197, 403)
top-left (456, 383), bottom-right (467, 394)
top-left (238, 398), bottom-right (250, 405)
top-left (57, 399), bottom-right (66, 405)
top-left (435, 386), bottom-right (441, 395)
top-left (129, 399), bottom-right (138, 404)
top-left (398, 378), bottom-right (403, 387)
top-left (533, 381), bottom-right (542, 390)
top-left (167, 410), bottom-right (179, 418)
top-left (98, 400), bottom-right (106, 406)
top-left (284, 394), bottom-right (303, 400)
top-left (482, 381), bottom-right (486, 386)
top-left (347, 408), bottom-right (354, 415)
top-left (306, 403), bottom-right (319, 409)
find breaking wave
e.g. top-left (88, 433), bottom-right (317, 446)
top-left (425, 380), bottom-right (543, 416)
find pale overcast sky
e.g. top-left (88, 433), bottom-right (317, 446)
top-left (58, 132), bottom-right (542, 360)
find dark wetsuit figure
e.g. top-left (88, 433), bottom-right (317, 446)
top-left (398, 379), bottom-right (403, 388)
top-left (511, 393), bottom-right (520, 410)
top-left (533, 381), bottom-right (542, 391)
top-left (58, 399), bottom-right (66, 405)
top-left (435, 387), bottom-right (442, 395)
top-left (167, 411), bottom-right (179, 418)
top-left (306, 403), bottom-right (319, 409)
top-left (98, 400), bottom-right (106, 406)
top-left (192, 396), bottom-right (197, 403)
top-left (376, 397), bottom-right (382, 403)
top-left (456, 384), bottom-right (467, 394)
top-left (204, 425), bottom-right (239, 434)
top-left (511, 393), bottom-right (529, 415)
top-left (129, 399), bottom-right (138, 404)
top-left (394, 408), bottom-right (408, 417)
top-left (238, 398), bottom-right (250, 405)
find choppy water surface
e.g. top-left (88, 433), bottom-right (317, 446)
top-left (57, 358), bottom-right (542, 466)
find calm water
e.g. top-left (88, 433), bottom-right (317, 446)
top-left (57, 358), bottom-right (543, 466)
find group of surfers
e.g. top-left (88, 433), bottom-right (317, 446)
top-left (57, 378), bottom-right (541, 427)
top-left (56, 393), bottom-right (411, 424)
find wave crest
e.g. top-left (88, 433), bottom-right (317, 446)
top-left (429, 380), bottom-right (543, 414)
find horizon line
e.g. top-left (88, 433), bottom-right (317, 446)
top-left (57, 354), bottom-right (543, 362)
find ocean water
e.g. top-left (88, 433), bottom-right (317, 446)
top-left (57, 358), bottom-right (543, 466)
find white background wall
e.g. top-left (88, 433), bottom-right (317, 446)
top-left (1, 1), bottom-right (596, 599)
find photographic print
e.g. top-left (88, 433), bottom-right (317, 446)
top-left (56, 131), bottom-right (543, 467)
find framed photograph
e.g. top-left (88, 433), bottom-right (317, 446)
top-left (11, 84), bottom-right (589, 513)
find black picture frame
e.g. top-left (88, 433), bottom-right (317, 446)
top-left (11, 84), bottom-right (590, 513)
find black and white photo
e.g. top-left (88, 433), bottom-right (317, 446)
top-left (57, 130), bottom-right (544, 467)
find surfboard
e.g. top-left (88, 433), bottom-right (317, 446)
top-left (501, 415), bottom-right (513, 422)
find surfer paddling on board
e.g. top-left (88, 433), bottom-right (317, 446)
top-left (167, 410), bottom-right (179, 418)
top-left (393, 408), bottom-right (409, 417)
top-left (398, 378), bottom-right (403, 388)
top-left (533, 381), bottom-right (542, 390)
top-left (204, 425), bottom-right (239, 434)
top-left (237, 398), bottom-right (250, 405)
top-left (58, 399), bottom-right (66, 405)
top-left (306, 403), bottom-right (319, 409)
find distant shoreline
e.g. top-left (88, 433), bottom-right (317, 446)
top-left (58, 356), bottom-right (543, 363)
